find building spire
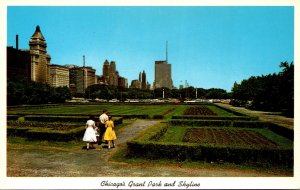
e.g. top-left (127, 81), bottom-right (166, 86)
top-left (166, 40), bottom-right (168, 63)
top-left (83, 55), bottom-right (85, 67)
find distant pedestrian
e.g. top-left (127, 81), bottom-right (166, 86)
top-left (103, 115), bottom-right (117, 149)
top-left (99, 109), bottom-right (109, 145)
top-left (83, 115), bottom-right (97, 150)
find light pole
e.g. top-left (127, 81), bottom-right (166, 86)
top-left (163, 88), bottom-right (165, 99)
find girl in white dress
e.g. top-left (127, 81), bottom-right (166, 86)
top-left (83, 115), bottom-right (97, 150)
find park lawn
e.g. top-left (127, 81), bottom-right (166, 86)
top-left (7, 104), bottom-right (180, 117)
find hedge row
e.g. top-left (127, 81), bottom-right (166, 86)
top-left (171, 115), bottom-right (258, 121)
top-left (8, 113), bottom-right (165, 120)
top-left (170, 119), bottom-right (232, 127)
top-left (126, 141), bottom-right (293, 168)
top-left (7, 126), bottom-right (86, 141)
top-left (7, 115), bottom-right (123, 125)
top-left (152, 115), bottom-right (164, 119)
top-left (112, 114), bottom-right (149, 119)
top-left (7, 120), bottom-right (82, 130)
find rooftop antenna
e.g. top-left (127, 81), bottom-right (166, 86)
top-left (166, 40), bottom-right (168, 63)
top-left (83, 55), bottom-right (85, 67)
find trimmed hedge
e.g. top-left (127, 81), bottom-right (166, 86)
top-left (152, 115), bottom-right (164, 120)
top-left (7, 127), bottom-right (29, 137)
top-left (127, 140), bottom-right (293, 168)
top-left (170, 119), bottom-right (232, 127)
top-left (172, 115), bottom-right (258, 121)
top-left (7, 126), bottom-right (86, 141)
top-left (7, 120), bottom-right (82, 130)
top-left (268, 122), bottom-right (294, 141)
top-left (112, 114), bottom-right (149, 119)
top-left (7, 115), bottom-right (123, 126)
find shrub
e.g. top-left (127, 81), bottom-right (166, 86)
top-left (7, 127), bottom-right (29, 137)
top-left (7, 115), bottom-right (123, 126)
top-left (171, 115), bottom-right (258, 121)
top-left (152, 115), bottom-right (164, 119)
top-left (7, 120), bottom-right (82, 130)
top-left (126, 141), bottom-right (293, 168)
top-left (9, 126), bottom-right (86, 142)
top-left (112, 114), bottom-right (149, 119)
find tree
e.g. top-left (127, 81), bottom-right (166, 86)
top-left (230, 61), bottom-right (294, 117)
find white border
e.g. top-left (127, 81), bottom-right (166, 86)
top-left (1, 0), bottom-right (299, 189)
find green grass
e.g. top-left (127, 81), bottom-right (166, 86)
top-left (206, 105), bottom-right (236, 116)
top-left (164, 105), bottom-right (187, 118)
top-left (7, 104), bottom-right (237, 118)
top-left (7, 104), bottom-right (184, 118)
top-left (158, 126), bottom-right (185, 143)
top-left (257, 128), bottom-right (294, 147)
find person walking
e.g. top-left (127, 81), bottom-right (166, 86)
top-left (99, 110), bottom-right (109, 145)
top-left (103, 115), bottom-right (117, 149)
top-left (83, 115), bottom-right (97, 150)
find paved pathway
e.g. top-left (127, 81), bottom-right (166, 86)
top-left (215, 103), bottom-right (294, 129)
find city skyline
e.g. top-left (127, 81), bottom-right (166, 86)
top-left (7, 6), bottom-right (294, 91)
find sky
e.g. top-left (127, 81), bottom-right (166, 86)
top-left (7, 6), bottom-right (294, 91)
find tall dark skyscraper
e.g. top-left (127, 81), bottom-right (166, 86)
top-left (141, 70), bottom-right (147, 90)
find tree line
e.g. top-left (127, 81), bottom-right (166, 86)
top-left (7, 79), bottom-right (72, 106)
top-left (231, 61), bottom-right (294, 117)
top-left (83, 84), bottom-right (230, 101)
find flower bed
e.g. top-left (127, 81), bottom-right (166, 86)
top-left (172, 115), bottom-right (259, 121)
top-left (183, 106), bottom-right (217, 115)
top-left (182, 128), bottom-right (277, 147)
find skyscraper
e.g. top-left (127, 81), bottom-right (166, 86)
top-left (69, 66), bottom-right (96, 94)
top-left (154, 61), bottom-right (172, 89)
top-left (101, 59), bottom-right (127, 87)
top-left (154, 42), bottom-right (172, 89)
top-left (141, 70), bottom-right (147, 90)
top-left (29, 25), bottom-right (51, 84)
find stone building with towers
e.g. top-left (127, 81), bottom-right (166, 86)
top-left (130, 70), bottom-right (149, 90)
top-left (139, 70), bottom-right (147, 90)
top-left (7, 25), bottom-right (51, 83)
top-left (29, 25), bottom-right (51, 84)
top-left (100, 59), bottom-right (127, 88)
